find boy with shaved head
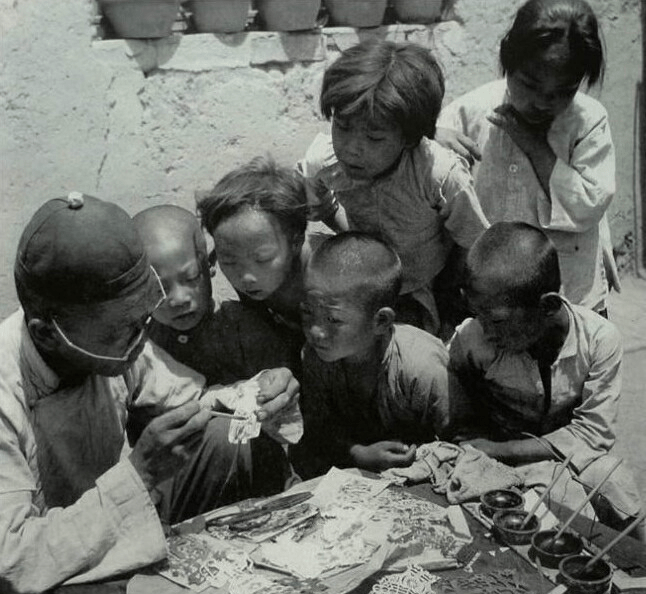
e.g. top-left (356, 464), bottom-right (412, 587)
top-left (450, 221), bottom-right (644, 540)
top-left (293, 231), bottom-right (457, 479)
top-left (134, 205), bottom-right (301, 517)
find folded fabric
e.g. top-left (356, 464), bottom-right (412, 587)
top-left (445, 445), bottom-right (523, 504)
top-left (380, 442), bottom-right (523, 504)
top-left (380, 441), bottom-right (462, 486)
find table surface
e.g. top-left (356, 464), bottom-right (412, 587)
top-left (52, 481), bottom-right (646, 594)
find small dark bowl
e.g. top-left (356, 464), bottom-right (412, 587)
top-left (480, 489), bottom-right (525, 518)
top-left (559, 555), bottom-right (613, 594)
top-left (492, 509), bottom-right (540, 546)
top-left (531, 530), bottom-right (584, 569)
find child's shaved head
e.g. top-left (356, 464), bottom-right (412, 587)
top-left (134, 205), bottom-right (212, 332)
top-left (308, 232), bottom-right (402, 313)
top-left (134, 205), bottom-right (207, 261)
top-left (466, 222), bottom-right (560, 306)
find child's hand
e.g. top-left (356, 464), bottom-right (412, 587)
top-left (434, 127), bottom-right (482, 165)
top-left (487, 104), bottom-right (550, 158)
top-left (349, 441), bottom-right (417, 472)
top-left (304, 177), bottom-right (339, 222)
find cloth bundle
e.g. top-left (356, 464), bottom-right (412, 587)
top-left (381, 442), bottom-right (523, 504)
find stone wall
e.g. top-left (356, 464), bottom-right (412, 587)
top-left (0, 0), bottom-right (641, 317)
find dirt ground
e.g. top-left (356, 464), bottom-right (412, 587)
top-left (607, 274), bottom-right (646, 505)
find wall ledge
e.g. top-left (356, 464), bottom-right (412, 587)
top-left (91, 23), bottom-right (444, 73)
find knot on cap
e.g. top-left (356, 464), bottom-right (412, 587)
top-left (14, 195), bottom-right (153, 305)
top-left (66, 191), bottom-right (84, 209)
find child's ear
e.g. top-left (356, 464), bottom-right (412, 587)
top-left (373, 307), bottom-right (396, 335)
top-left (539, 292), bottom-right (562, 316)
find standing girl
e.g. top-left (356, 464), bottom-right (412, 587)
top-left (437, 0), bottom-right (618, 314)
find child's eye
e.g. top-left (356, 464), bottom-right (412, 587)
top-left (367, 135), bottom-right (386, 142)
top-left (327, 316), bottom-right (343, 325)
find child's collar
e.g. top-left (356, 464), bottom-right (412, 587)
top-left (528, 298), bottom-right (570, 364)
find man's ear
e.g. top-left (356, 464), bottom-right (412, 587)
top-left (373, 307), bottom-right (396, 335)
top-left (539, 292), bottom-right (562, 316)
top-left (27, 318), bottom-right (59, 350)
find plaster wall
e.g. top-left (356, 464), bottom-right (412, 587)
top-left (0, 0), bottom-right (641, 318)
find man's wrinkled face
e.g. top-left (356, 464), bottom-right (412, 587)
top-left (50, 271), bottom-right (166, 376)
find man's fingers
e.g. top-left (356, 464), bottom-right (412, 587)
top-left (151, 401), bottom-right (201, 431)
top-left (461, 136), bottom-right (482, 161)
top-left (486, 114), bottom-right (505, 129)
top-left (257, 388), bottom-right (299, 421)
top-left (256, 368), bottom-right (299, 403)
top-left (150, 404), bottom-right (210, 446)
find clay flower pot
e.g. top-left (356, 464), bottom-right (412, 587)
top-left (255, 0), bottom-right (321, 31)
top-left (184, 0), bottom-right (250, 33)
top-left (100, 0), bottom-right (181, 38)
top-left (324, 0), bottom-right (387, 28)
top-left (392, 0), bottom-right (443, 24)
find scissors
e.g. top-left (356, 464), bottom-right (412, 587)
top-left (206, 491), bottom-right (314, 529)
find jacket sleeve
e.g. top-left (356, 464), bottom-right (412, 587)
top-left (541, 113), bottom-right (615, 233)
top-left (541, 320), bottom-right (622, 472)
top-left (0, 403), bottom-right (166, 594)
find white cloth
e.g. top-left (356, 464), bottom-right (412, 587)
top-left (438, 79), bottom-right (618, 310)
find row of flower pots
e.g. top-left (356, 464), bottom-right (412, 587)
top-left (99, 0), bottom-right (445, 39)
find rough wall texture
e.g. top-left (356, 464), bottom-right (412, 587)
top-left (0, 0), bottom-right (641, 318)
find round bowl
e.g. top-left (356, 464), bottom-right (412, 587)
top-left (480, 488), bottom-right (525, 518)
top-left (492, 509), bottom-right (540, 546)
top-left (559, 555), bottom-right (613, 594)
top-left (531, 530), bottom-right (584, 569)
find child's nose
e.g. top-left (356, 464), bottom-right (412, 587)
top-left (308, 323), bottom-right (327, 341)
top-left (241, 270), bottom-right (257, 285)
top-left (167, 284), bottom-right (191, 307)
top-left (344, 136), bottom-right (363, 158)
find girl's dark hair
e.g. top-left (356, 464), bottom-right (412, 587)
top-left (320, 39), bottom-right (445, 145)
top-left (197, 155), bottom-right (307, 245)
top-left (500, 0), bottom-right (604, 86)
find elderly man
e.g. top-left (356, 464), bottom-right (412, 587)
top-left (0, 193), bottom-right (299, 593)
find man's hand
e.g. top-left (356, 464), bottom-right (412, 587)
top-left (254, 368), bottom-right (300, 422)
top-left (129, 401), bottom-right (210, 492)
top-left (349, 441), bottom-right (417, 472)
top-left (435, 127), bottom-right (482, 165)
